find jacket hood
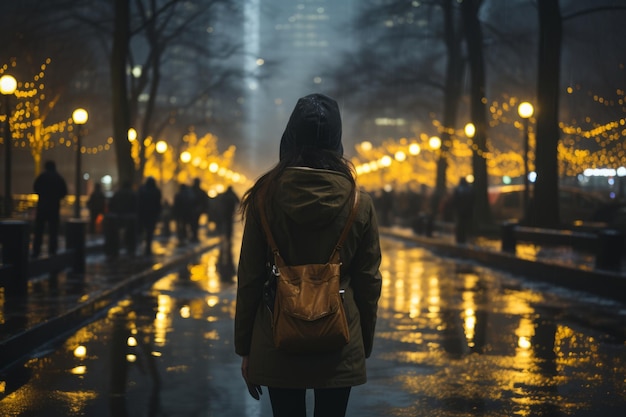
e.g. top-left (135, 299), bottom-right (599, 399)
top-left (274, 168), bottom-right (353, 227)
top-left (279, 93), bottom-right (343, 160)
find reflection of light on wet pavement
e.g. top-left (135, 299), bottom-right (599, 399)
top-left (73, 345), bottom-right (87, 358)
top-left (70, 366), bottom-right (86, 375)
top-left (2, 234), bottom-right (625, 417)
top-left (154, 293), bottom-right (173, 346)
top-left (368, 238), bottom-right (626, 416)
top-left (52, 391), bottom-right (98, 414)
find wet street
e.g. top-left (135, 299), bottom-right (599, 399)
top-left (1, 236), bottom-right (625, 417)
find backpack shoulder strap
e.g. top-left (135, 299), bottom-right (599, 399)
top-left (329, 187), bottom-right (359, 264)
top-left (258, 198), bottom-right (286, 267)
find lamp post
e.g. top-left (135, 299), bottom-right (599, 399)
top-left (72, 108), bottom-right (88, 218)
top-left (518, 102), bottom-right (534, 220)
top-left (156, 140), bottom-right (168, 189)
top-left (1, 74), bottom-right (17, 218)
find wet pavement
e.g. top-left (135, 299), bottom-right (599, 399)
top-left (0, 232), bottom-right (221, 369)
top-left (1, 231), bottom-right (625, 417)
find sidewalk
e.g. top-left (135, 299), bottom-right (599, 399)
top-left (381, 226), bottom-right (626, 303)
top-left (0, 233), bottom-right (220, 370)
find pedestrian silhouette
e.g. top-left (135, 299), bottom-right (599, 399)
top-left (173, 183), bottom-right (192, 246)
top-left (214, 186), bottom-right (240, 280)
top-left (137, 176), bottom-right (162, 256)
top-left (160, 199), bottom-right (173, 237)
top-left (189, 178), bottom-right (209, 243)
top-left (32, 160), bottom-right (68, 258)
top-left (452, 177), bottom-right (474, 244)
top-left (86, 182), bottom-right (106, 234)
top-left (108, 180), bottom-right (138, 257)
top-left (214, 186), bottom-right (240, 244)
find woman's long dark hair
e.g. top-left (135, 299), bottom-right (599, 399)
top-left (239, 148), bottom-right (355, 220)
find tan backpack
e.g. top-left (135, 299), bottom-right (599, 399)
top-left (259, 188), bottom-right (359, 353)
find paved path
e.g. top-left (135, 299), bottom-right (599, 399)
top-left (2, 225), bottom-right (624, 370)
top-left (1, 235), bottom-right (624, 416)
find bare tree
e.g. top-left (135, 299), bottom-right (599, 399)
top-left (110, 0), bottom-right (134, 186)
top-left (327, 0), bottom-right (466, 208)
top-left (460, 0), bottom-right (491, 226)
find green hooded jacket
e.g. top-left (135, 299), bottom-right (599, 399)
top-left (235, 167), bottom-right (382, 389)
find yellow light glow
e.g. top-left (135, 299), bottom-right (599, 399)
top-left (73, 345), bottom-right (87, 358)
top-left (360, 141), bottom-right (372, 152)
top-left (409, 143), bottom-right (421, 155)
top-left (429, 136), bottom-right (441, 150)
top-left (156, 140), bottom-right (168, 154)
top-left (72, 108), bottom-right (88, 125)
top-left (180, 151), bottom-right (191, 163)
top-left (0, 74), bottom-right (17, 95)
top-left (127, 128), bottom-right (137, 142)
top-left (518, 336), bottom-right (531, 349)
top-left (127, 336), bottom-right (137, 347)
top-left (206, 295), bottom-right (219, 308)
top-left (380, 155), bottom-right (392, 167)
top-left (394, 151), bottom-right (406, 161)
top-left (518, 102), bottom-right (534, 119)
top-left (70, 366), bottom-right (87, 375)
top-left (464, 123), bottom-right (476, 138)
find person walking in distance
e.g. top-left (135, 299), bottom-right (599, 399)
top-left (172, 183), bottom-right (192, 246)
top-left (137, 176), bottom-right (162, 256)
top-left (235, 93), bottom-right (382, 417)
top-left (32, 160), bottom-right (68, 258)
top-left (86, 182), bottom-right (106, 234)
top-left (108, 180), bottom-right (138, 257)
top-left (214, 185), bottom-right (240, 280)
top-left (451, 177), bottom-right (474, 244)
top-left (189, 178), bottom-right (209, 243)
top-left (215, 186), bottom-right (240, 244)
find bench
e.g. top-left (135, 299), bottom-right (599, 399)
top-left (501, 222), bottom-right (624, 272)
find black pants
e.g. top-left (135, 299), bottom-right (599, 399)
top-left (268, 387), bottom-right (351, 417)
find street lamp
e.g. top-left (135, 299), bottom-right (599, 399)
top-left (464, 122), bottom-right (476, 140)
top-left (429, 136), bottom-right (441, 151)
top-left (1, 74), bottom-right (17, 218)
top-left (72, 108), bottom-right (88, 218)
top-left (180, 150), bottom-right (191, 164)
top-left (518, 102), bottom-right (534, 220)
top-left (156, 140), bottom-right (168, 189)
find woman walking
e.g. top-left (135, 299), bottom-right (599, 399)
top-left (235, 93), bottom-right (382, 417)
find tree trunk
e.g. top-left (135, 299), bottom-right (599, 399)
top-left (529, 0), bottom-right (561, 227)
top-left (110, 0), bottom-right (135, 187)
top-left (432, 0), bottom-right (464, 218)
top-left (461, 0), bottom-right (491, 226)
